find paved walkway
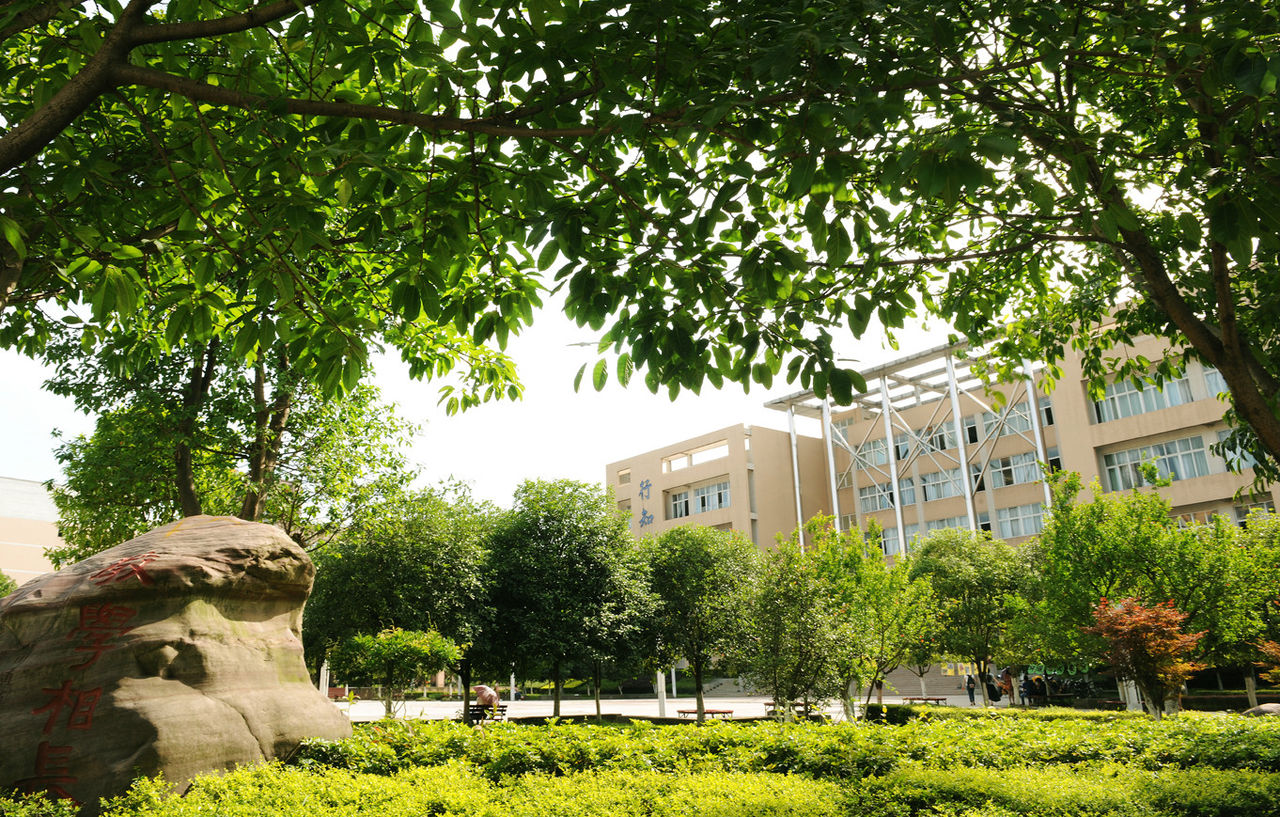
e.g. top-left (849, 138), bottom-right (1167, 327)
top-left (333, 693), bottom-right (988, 723)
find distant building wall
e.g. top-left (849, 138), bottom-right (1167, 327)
top-left (0, 476), bottom-right (60, 586)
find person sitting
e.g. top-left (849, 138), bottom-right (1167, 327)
top-left (474, 684), bottom-right (500, 709)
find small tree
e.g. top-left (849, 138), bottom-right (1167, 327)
top-left (645, 525), bottom-right (757, 722)
top-left (1084, 598), bottom-right (1203, 720)
top-left (741, 540), bottom-right (842, 719)
top-left (810, 519), bottom-right (937, 719)
top-left (331, 628), bottom-right (461, 718)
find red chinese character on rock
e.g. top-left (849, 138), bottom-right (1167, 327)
top-left (89, 551), bottom-right (159, 586)
top-left (66, 603), bottom-right (137, 670)
top-left (32, 680), bottom-right (103, 734)
top-left (14, 741), bottom-right (79, 803)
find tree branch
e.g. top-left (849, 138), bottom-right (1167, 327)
top-left (111, 64), bottom-right (627, 138)
top-left (129, 0), bottom-right (322, 45)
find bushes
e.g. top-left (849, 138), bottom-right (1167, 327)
top-left (17, 712), bottom-right (1280, 816)
top-left (96, 765), bottom-right (844, 817)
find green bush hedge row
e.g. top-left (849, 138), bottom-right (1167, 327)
top-left (293, 712), bottom-right (1280, 780)
top-left (6, 761), bottom-right (1276, 817)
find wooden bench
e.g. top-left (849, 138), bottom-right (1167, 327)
top-left (903, 696), bottom-right (948, 705)
top-left (765, 702), bottom-right (812, 719)
top-left (676, 708), bottom-right (733, 719)
top-left (464, 703), bottom-right (508, 722)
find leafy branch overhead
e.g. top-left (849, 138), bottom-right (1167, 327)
top-left (2, 1), bottom-right (1279, 474)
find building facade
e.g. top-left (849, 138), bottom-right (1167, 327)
top-left (769, 335), bottom-right (1277, 554)
top-left (605, 424), bottom-right (829, 546)
top-left (610, 335), bottom-right (1276, 556)
top-left (0, 476), bottom-right (59, 586)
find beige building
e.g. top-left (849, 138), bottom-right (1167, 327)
top-left (767, 335), bottom-right (1276, 553)
top-left (0, 476), bottom-right (60, 586)
top-left (605, 424), bottom-right (829, 546)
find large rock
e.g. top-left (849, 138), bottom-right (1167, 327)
top-left (0, 516), bottom-right (351, 812)
top-left (1243, 702), bottom-right (1280, 717)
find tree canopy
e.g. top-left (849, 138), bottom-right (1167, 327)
top-left (3, 1), bottom-right (1279, 472)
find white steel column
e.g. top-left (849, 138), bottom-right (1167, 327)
top-left (880, 377), bottom-right (907, 548)
top-left (946, 355), bottom-right (978, 530)
top-left (1023, 363), bottom-right (1053, 509)
top-left (656, 670), bottom-right (667, 717)
top-left (510, 672), bottom-right (517, 704)
top-left (788, 405), bottom-right (805, 547)
top-left (822, 399), bottom-right (841, 532)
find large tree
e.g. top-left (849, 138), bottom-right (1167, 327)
top-left (1030, 471), bottom-right (1254, 674)
top-left (644, 524), bottom-right (757, 723)
top-left (4, 1), bottom-right (1280, 476)
top-left (42, 338), bottom-right (414, 564)
top-left (485, 479), bottom-right (648, 718)
top-left (909, 528), bottom-right (1031, 704)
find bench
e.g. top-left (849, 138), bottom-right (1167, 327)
top-left (676, 708), bottom-right (733, 719)
top-left (903, 696), bottom-right (948, 705)
top-left (765, 702), bottom-right (813, 719)
top-left (464, 703), bottom-right (508, 722)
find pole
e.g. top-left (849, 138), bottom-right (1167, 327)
top-left (946, 354), bottom-right (978, 530)
top-left (880, 377), bottom-right (907, 552)
top-left (671, 666), bottom-right (678, 699)
top-left (656, 670), bottom-right (667, 718)
top-left (510, 671), bottom-right (517, 704)
top-left (822, 399), bottom-right (841, 532)
top-left (788, 404), bottom-right (804, 546)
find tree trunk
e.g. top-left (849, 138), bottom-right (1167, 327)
top-left (239, 360), bottom-right (293, 521)
top-left (553, 660), bottom-right (562, 718)
top-left (694, 659), bottom-right (705, 723)
top-left (174, 340), bottom-right (219, 518)
top-left (1246, 667), bottom-right (1259, 709)
top-left (459, 659), bottom-right (473, 725)
top-left (593, 661), bottom-right (602, 720)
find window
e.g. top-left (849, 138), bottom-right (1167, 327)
top-left (839, 513), bottom-right (857, 531)
top-left (963, 415), bottom-right (980, 445)
top-left (970, 464), bottom-right (986, 492)
top-left (853, 438), bottom-right (888, 468)
top-left (998, 503), bottom-right (1045, 538)
top-left (894, 432), bottom-right (914, 460)
top-left (859, 478), bottom-right (915, 513)
top-left (926, 515), bottom-right (970, 531)
top-left (1204, 366), bottom-right (1228, 398)
top-left (837, 469), bottom-right (855, 489)
top-left (989, 451), bottom-right (1042, 489)
top-left (617, 469), bottom-right (631, 485)
top-left (1102, 435), bottom-right (1209, 491)
top-left (667, 490), bottom-right (689, 520)
top-left (919, 468), bottom-right (963, 501)
top-left (1217, 429), bottom-right (1258, 471)
top-left (694, 480), bottom-right (731, 513)
top-left (1093, 376), bottom-right (1192, 423)
top-left (880, 523), bottom-right (920, 556)
top-left (1236, 499), bottom-right (1275, 525)
top-left (925, 424), bottom-right (957, 452)
top-left (978, 511), bottom-right (992, 533)
top-left (982, 401), bottom-right (1033, 438)
top-left (1039, 396), bottom-right (1055, 427)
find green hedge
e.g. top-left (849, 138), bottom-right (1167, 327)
top-left (294, 712), bottom-right (1280, 778)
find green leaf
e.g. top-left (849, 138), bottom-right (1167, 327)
top-left (0, 215), bottom-right (26, 259)
top-left (592, 358), bottom-right (608, 391)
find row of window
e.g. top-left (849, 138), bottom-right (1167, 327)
top-left (837, 398), bottom-right (1055, 468)
top-left (667, 480), bottom-right (731, 520)
top-left (1092, 366), bottom-right (1229, 424)
top-left (873, 502), bottom-right (1046, 554)
top-left (855, 447), bottom-right (1061, 514)
top-left (1102, 434), bottom-right (1210, 492)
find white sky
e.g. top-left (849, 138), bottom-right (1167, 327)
top-left (0, 303), bottom-right (950, 507)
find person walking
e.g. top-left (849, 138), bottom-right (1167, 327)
top-left (965, 673), bottom-right (977, 705)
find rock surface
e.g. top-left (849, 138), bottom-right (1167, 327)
top-left (0, 516), bottom-right (351, 812)
top-left (1243, 702), bottom-right (1280, 717)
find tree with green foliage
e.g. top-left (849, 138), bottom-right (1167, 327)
top-left (909, 528), bottom-right (1031, 705)
top-left (741, 539), bottom-right (841, 719)
top-left (486, 479), bottom-right (647, 718)
top-left (304, 483), bottom-right (495, 685)
top-left (1030, 471), bottom-right (1255, 678)
top-left (7, 2), bottom-right (1280, 485)
top-left (1085, 598), bottom-right (1202, 720)
top-left (42, 348), bottom-right (413, 566)
top-left (809, 519), bottom-right (937, 718)
top-left (644, 524), bottom-right (757, 722)
top-left (330, 627), bottom-right (460, 718)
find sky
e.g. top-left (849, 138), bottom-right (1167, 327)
top-left (0, 301), bottom-right (949, 506)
